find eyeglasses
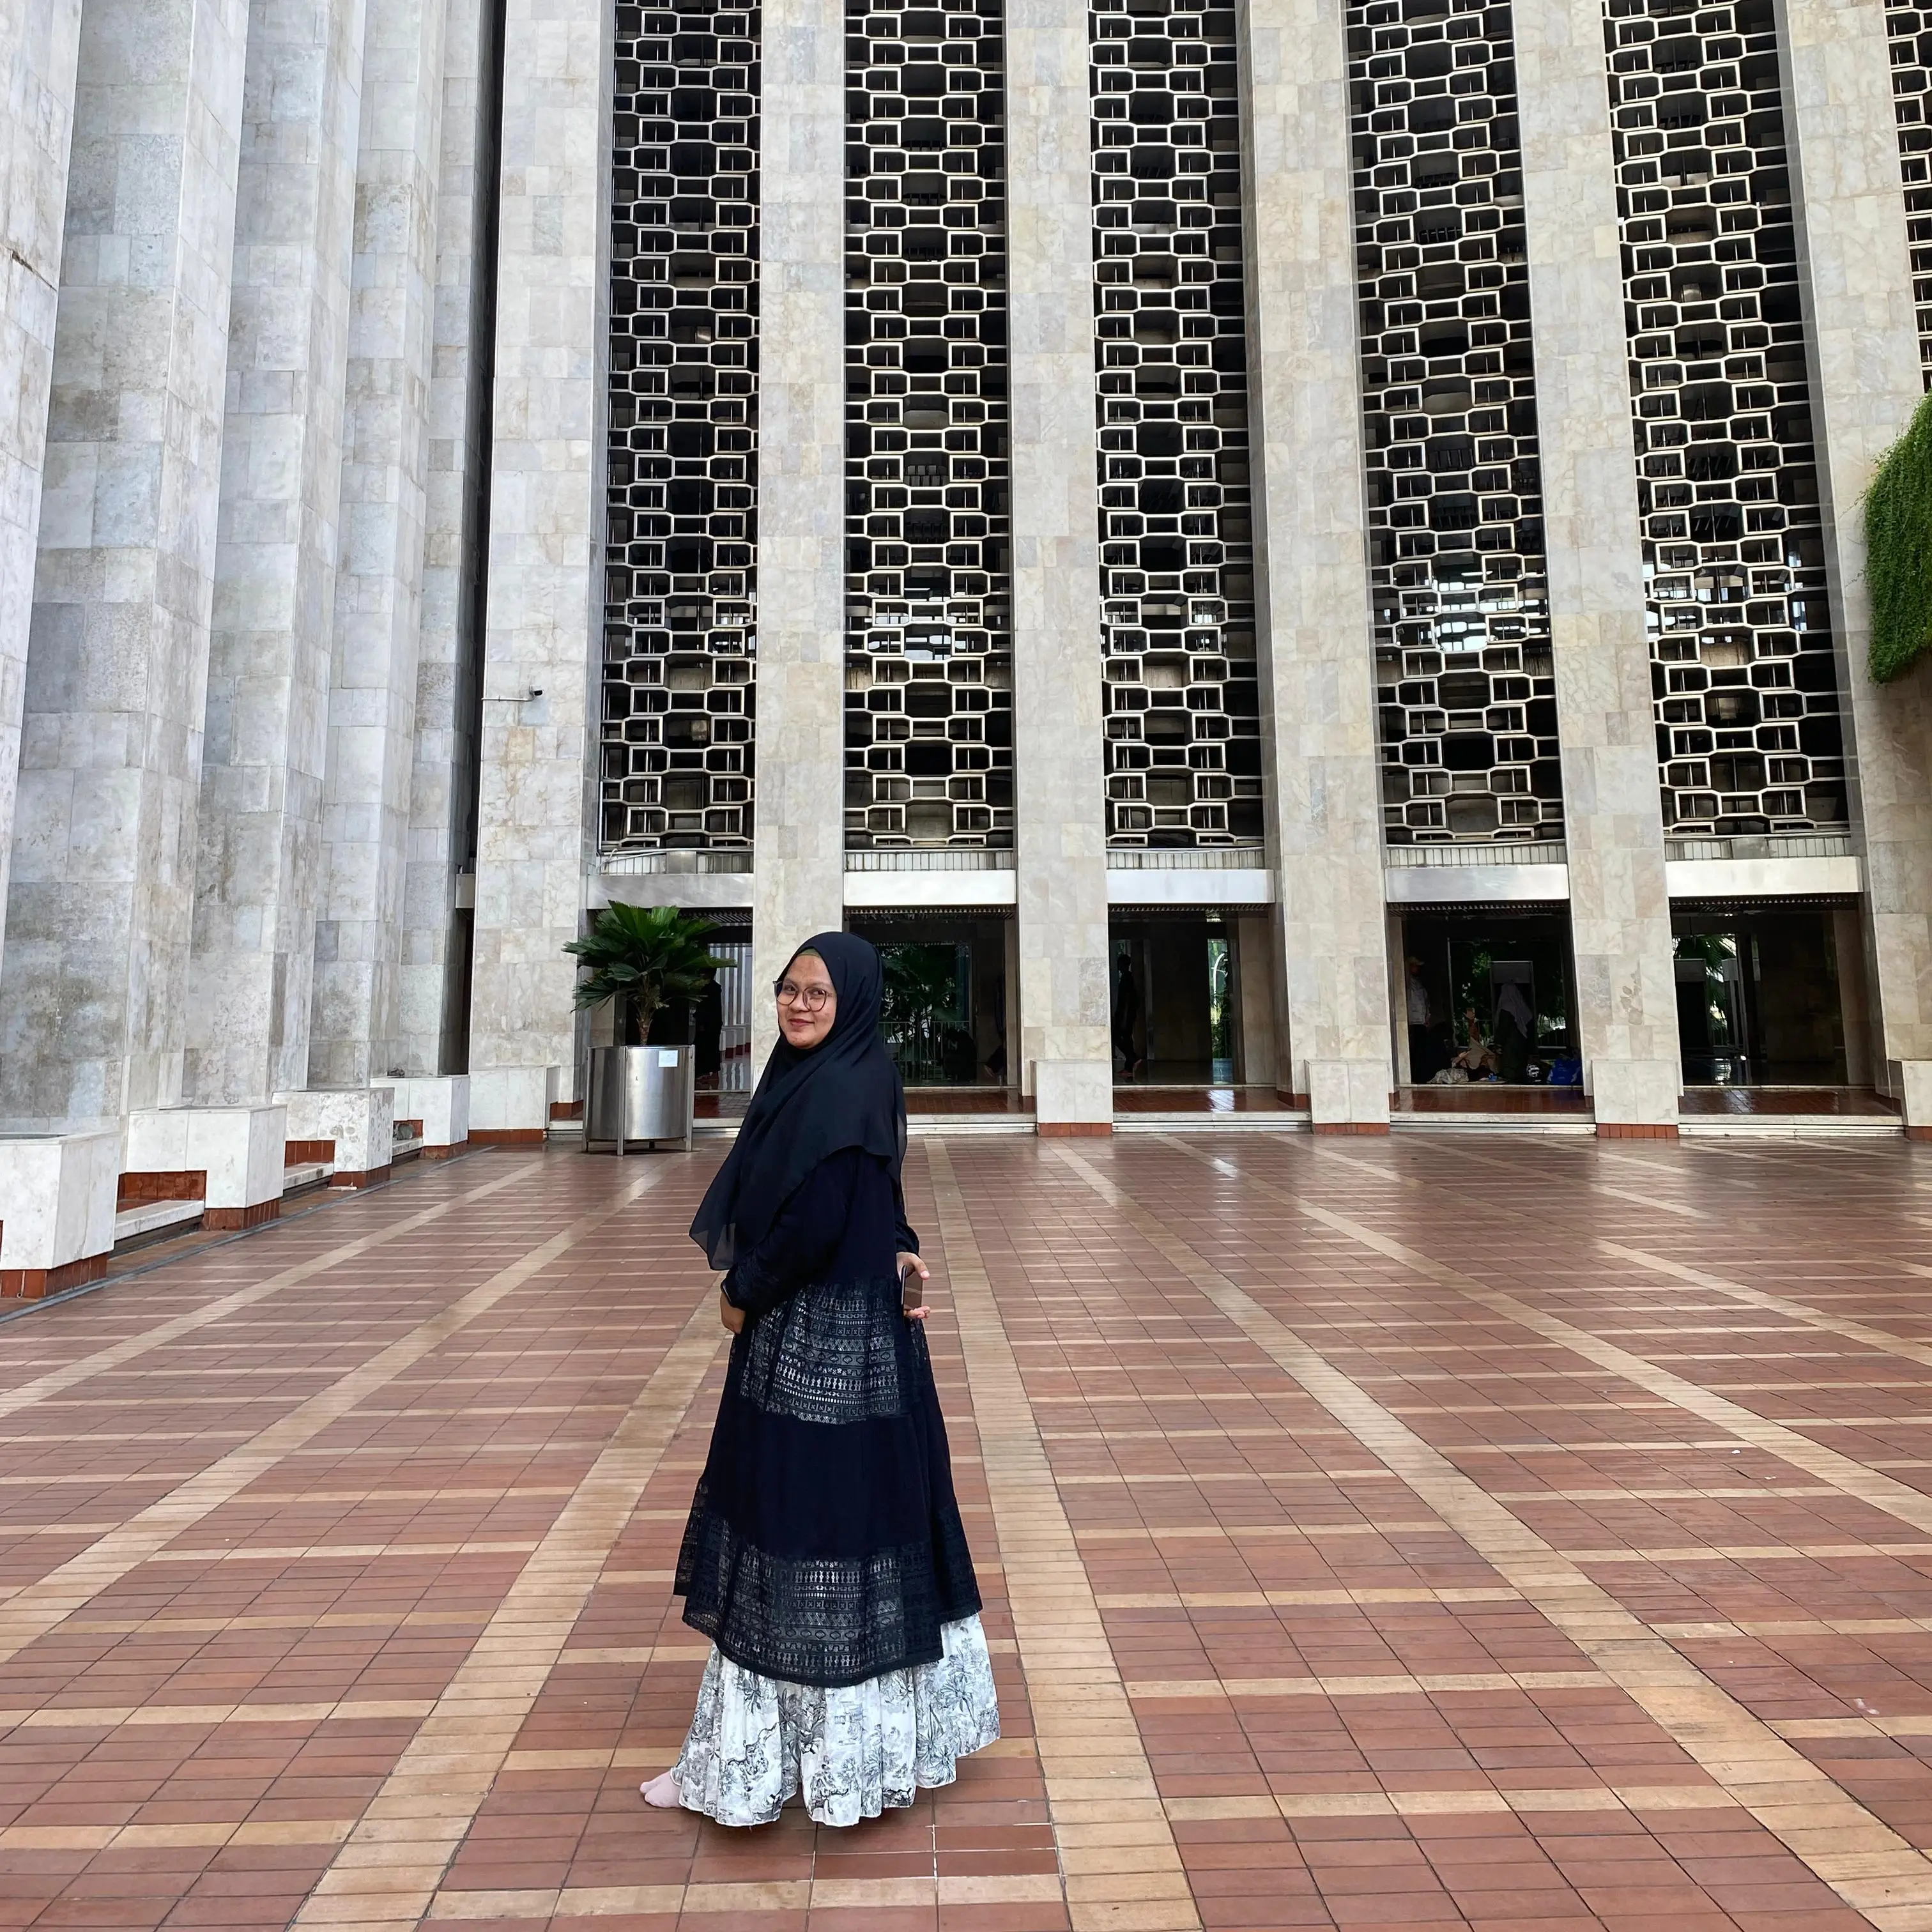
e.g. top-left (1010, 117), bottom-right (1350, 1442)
top-left (772, 979), bottom-right (832, 1011)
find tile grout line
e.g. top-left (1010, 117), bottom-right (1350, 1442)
top-left (0, 1160), bottom-right (691, 1672)
top-left (1046, 1140), bottom-right (1932, 1932)
top-left (1173, 1135), bottom-right (1932, 1547)
top-left (926, 1137), bottom-right (1200, 1932)
top-left (300, 1291), bottom-right (726, 1929)
top-left (0, 1156), bottom-right (546, 1422)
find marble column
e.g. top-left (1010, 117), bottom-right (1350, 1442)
top-left (1515, 0), bottom-right (1680, 1130)
top-left (1778, 0), bottom-right (1932, 1119)
top-left (1006, 0), bottom-right (1111, 1130)
top-left (0, 0), bottom-right (83, 988)
top-left (185, 0), bottom-right (365, 1107)
top-left (1241, 0), bottom-right (1391, 1128)
top-left (0, 0), bottom-right (250, 1133)
top-left (309, 0), bottom-right (448, 1088)
top-left (397, 0), bottom-right (495, 1078)
top-left (747, 0), bottom-right (845, 1075)
top-left (467, 0), bottom-right (602, 1123)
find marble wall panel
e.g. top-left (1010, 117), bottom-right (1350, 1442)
top-left (470, 0), bottom-right (604, 1094)
top-left (747, 0), bottom-right (845, 1069)
top-left (309, 0), bottom-right (448, 1087)
top-left (1241, 0), bottom-right (1390, 1114)
top-left (0, 0), bottom-right (250, 1132)
top-left (1517, 0), bottom-right (1678, 1121)
top-left (1008, 0), bottom-right (1111, 1110)
top-left (187, 0), bottom-right (365, 1107)
top-left (398, 0), bottom-right (494, 1077)
top-left (0, 0), bottom-right (83, 990)
top-left (1780, 0), bottom-right (1932, 1085)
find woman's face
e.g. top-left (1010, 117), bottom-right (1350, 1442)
top-left (776, 949), bottom-right (838, 1050)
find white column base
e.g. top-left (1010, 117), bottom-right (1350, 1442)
top-left (0, 1133), bottom-right (121, 1295)
top-left (1588, 1058), bottom-right (1681, 1136)
top-left (377, 1075), bottom-right (470, 1155)
top-left (278, 1088), bottom-right (396, 1186)
top-left (1033, 1059), bottom-right (1113, 1135)
top-left (125, 1105), bottom-right (290, 1227)
top-left (1307, 1059), bottom-right (1391, 1132)
top-left (1893, 1060), bottom-right (1932, 1135)
top-left (470, 1066), bottom-right (560, 1141)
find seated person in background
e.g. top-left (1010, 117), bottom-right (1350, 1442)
top-left (1451, 1004), bottom-right (1499, 1078)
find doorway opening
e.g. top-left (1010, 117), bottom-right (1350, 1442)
top-left (1393, 907), bottom-right (1579, 1090)
top-left (845, 912), bottom-right (1015, 1094)
top-left (1108, 909), bottom-right (1278, 1092)
top-left (1671, 902), bottom-right (1856, 1086)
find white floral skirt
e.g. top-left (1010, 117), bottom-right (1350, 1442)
top-left (672, 1613), bottom-right (999, 1827)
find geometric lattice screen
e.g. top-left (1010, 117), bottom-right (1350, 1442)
top-left (843, 0), bottom-right (1015, 851)
top-left (1604, 0), bottom-right (1849, 834)
top-left (1349, 0), bottom-right (1567, 847)
top-left (1885, 0), bottom-right (1932, 387)
top-left (601, 1), bottom-right (760, 852)
top-left (1093, 0), bottom-right (1264, 849)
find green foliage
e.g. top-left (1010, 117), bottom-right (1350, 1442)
top-left (879, 942), bottom-right (974, 1084)
top-left (564, 903), bottom-right (730, 1044)
top-left (1865, 389), bottom-right (1932, 683)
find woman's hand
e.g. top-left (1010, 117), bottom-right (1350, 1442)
top-left (719, 1289), bottom-right (746, 1336)
top-left (898, 1252), bottom-right (930, 1322)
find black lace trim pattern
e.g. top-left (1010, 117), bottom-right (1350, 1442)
top-left (737, 1276), bottom-right (904, 1425)
top-left (676, 1483), bottom-right (982, 1687)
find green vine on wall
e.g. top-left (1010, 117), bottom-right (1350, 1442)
top-left (1865, 388), bottom-right (1932, 684)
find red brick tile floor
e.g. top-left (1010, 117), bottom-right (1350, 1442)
top-left (3, 1135), bottom-right (1932, 1928)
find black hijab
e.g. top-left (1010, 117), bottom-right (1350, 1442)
top-left (689, 931), bottom-right (905, 1269)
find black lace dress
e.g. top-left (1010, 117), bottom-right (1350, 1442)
top-left (669, 1146), bottom-right (997, 1824)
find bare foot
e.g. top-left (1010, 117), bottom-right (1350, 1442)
top-left (640, 1768), bottom-right (680, 1808)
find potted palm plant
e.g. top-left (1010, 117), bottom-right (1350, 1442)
top-left (565, 902), bottom-right (730, 1044)
top-left (565, 905), bottom-right (732, 1151)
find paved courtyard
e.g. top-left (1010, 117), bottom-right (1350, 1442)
top-left (4, 1134), bottom-right (1932, 1929)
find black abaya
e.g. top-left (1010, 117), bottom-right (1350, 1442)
top-left (675, 1150), bottom-right (982, 1689)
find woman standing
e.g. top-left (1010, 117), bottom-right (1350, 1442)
top-left (641, 932), bottom-right (998, 1827)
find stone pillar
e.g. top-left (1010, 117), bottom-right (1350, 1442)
top-left (0, 0), bottom-right (83, 988)
top-left (1515, 0), bottom-right (1680, 1133)
top-left (185, 0), bottom-right (365, 1108)
top-left (467, 0), bottom-right (602, 1128)
top-left (1006, 0), bottom-right (1112, 1132)
top-left (1232, 912), bottom-right (1278, 1089)
top-left (1778, 0), bottom-right (1932, 1126)
top-left (747, 0), bottom-right (845, 1076)
top-left (398, 0), bottom-right (496, 1078)
top-left (0, 0), bottom-right (250, 1133)
top-left (309, 0), bottom-right (448, 1089)
top-left (1241, 0), bottom-right (1391, 1130)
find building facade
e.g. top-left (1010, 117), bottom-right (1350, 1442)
top-left (3, 0), bottom-right (1932, 1273)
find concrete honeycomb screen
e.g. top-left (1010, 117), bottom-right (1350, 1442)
top-left (1092, 0), bottom-right (1263, 850)
top-left (843, 0), bottom-right (1015, 851)
top-left (1349, 0), bottom-right (1567, 848)
top-left (1605, 0), bottom-right (1849, 836)
top-left (601, 1), bottom-right (760, 854)
top-left (1886, 0), bottom-right (1932, 387)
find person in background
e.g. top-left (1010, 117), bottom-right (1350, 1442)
top-left (641, 931), bottom-right (997, 1827)
top-left (1405, 955), bottom-right (1438, 1083)
top-left (1112, 955), bottom-right (1144, 1078)
top-left (1494, 978), bottom-right (1534, 1084)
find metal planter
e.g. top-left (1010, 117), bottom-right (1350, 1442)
top-left (583, 1044), bottom-right (695, 1153)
